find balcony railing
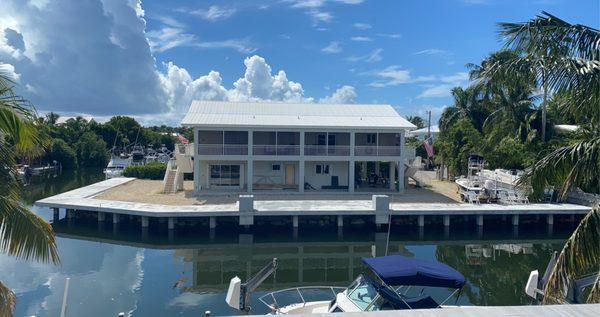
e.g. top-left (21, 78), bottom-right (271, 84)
top-left (355, 145), bottom-right (401, 156)
top-left (253, 145), bottom-right (300, 156)
top-left (198, 144), bottom-right (248, 155)
top-left (305, 145), bottom-right (350, 156)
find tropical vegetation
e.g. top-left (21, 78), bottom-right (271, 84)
top-left (34, 114), bottom-right (192, 170)
top-left (123, 161), bottom-right (167, 180)
top-left (436, 12), bottom-right (599, 304)
top-left (0, 68), bottom-right (60, 316)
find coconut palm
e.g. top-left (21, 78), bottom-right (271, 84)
top-left (0, 68), bottom-right (60, 316)
top-left (468, 50), bottom-right (540, 143)
top-left (499, 13), bottom-right (600, 304)
top-left (438, 86), bottom-right (488, 132)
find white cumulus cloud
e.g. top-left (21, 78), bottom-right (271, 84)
top-left (0, 0), bottom-right (357, 126)
top-left (319, 85), bottom-right (357, 104)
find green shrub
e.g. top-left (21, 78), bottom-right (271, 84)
top-left (46, 138), bottom-right (77, 169)
top-left (123, 162), bottom-right (167, 180)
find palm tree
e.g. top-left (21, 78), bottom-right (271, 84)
top-left (469, 50), bottom-right (539, 143)
top-left (438, 86), bottom-right (487, 132)
top-left (500, 13), bottom-right (600, 304)
top-left (0, 68), bottom-right (60, 316)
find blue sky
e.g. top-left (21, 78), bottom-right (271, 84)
top-left (1, 0), bottom-right (598, 125)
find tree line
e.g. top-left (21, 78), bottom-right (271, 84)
top-left (425, 12), bottom-right (598, 200)
top-left (34, 114), bottom-right (193, 169)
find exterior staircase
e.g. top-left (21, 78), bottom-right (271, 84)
top-left (163, 169), bottom-right (177, 194)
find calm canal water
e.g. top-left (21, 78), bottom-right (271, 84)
top-left (1, 169), bottom-right (576, 316)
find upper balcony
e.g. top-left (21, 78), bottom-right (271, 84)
top-left (304, 132), bottom-right (350, 156)
top-left (354, 132), bottom-right (401, 156)
top-left (196, 130), bottom-right (403, 157)
top-left (253, 131), bottom-right (300, 156)
top-left (197, 131), bottom-right (248, 155)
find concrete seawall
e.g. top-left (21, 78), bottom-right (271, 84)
top-left (37, 178), bottom-right (591, 232)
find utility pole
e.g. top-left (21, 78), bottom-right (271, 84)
top-left (426, 110), bottom-right (432, 138)
top-left (426, 110), bottom-right (432, 170)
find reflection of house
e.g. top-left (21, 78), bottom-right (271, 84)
top-left (173, 238), bottom-right (409, 291)
top-left (407, 125), bottom-right (440, 141)
top-left (465, 244), bottom-right (535, 265)
top-left (179, 101), bottom-right (416, 193)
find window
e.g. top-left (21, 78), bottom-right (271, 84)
top-left (366, 134), bottom-right (377, 145)
top-left (209, 164), bottom-right (241, 186)
top-left (328, 134), bottom-right (336, 146)
top-left (315, 164), bottom-right (330, 175)
top-left (272, 164), bottom-right (281, 171)
top-left (317, 134), bottom-right (326, 145)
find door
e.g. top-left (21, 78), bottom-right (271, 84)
top-left (285, 164), bottom-right (295, 185)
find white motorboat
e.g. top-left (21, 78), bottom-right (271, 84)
top-left (455, 155), bottom-right (486, 203)
top-left (103, 155), bottom-right (132, 179)
top-left (226, 255), bottom-right (467, 314)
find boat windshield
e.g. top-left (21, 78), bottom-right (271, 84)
top-left (346, 275), bottom-right (379, 310)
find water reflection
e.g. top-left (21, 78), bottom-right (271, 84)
top-left (48, 219), bottom-right (565, 315)
top-left (1, 169), bottom-right (569, 316)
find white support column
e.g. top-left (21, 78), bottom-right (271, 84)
top-left (443, 215), bottom-right (450, 227)
top-left (389, 162), bottom-right (395, 190)
top-left (113, 213), bottom-right (120, 224)
top-left (299, 160), bottom-right (305, 193)
top-left (239, 195), bottom-right (254, 226)
top-left (246, 160), bottom-right (253, 193)
top-left (299, 131), bottom-right (305, 156)
top-left (373, 195), bottom-right (390, 225)
top-left (209, 216), bottom-right (217, 229)
top-left (193, 128), bottom-right (201, 192)
top-left (396, 160), bottom-right (404, 192)
top-left (247, 131), bottom-right (253, 193)
top-left (168, 217), bottom-right (175, 230)
top-left (512, 214), bottom-right (519, 226)
top-left (476, 215), bottom-right (484, 227)
top-left (547, 214), bottom-right (554, 225)
top-left (417, 215), bottom-right (424, 227)
top-left (293, 215), bottom-right (299, 228)
top-left (337, 215), bottom-right (343, 227)
top-left (349, 160), bottom-right (355, 193)
top-left (141, 216), bottom-right (149, 228)
top-left (350, 131), bottom-right (355, 157)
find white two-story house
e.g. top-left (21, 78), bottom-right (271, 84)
top-left (179, 101), bottom-right (416, 193)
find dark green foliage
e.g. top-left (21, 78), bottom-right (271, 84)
top-left (484, 137), bottom-right (536, 170)
top-left (45, 139), bottom-right (77, 169)
top-left (436, 119), bottom-right (482, 176)
top-left (38, 115), bottom-right (181, 169)
top-left (75, 132), bottom-right (109, 167)
top-left (406, 116), bottom-right (426, 129)
top-left (123, 162), bottom-right (167, 180)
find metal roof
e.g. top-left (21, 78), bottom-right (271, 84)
top-left (410, 125), bottom-right (440, 134)
top-left (181, 100), bottom-right (416, 130)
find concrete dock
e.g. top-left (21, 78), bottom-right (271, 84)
top-left (246, 304), bottom-right (600, 317)
top-left (37, 178), bottom-right (591, 231)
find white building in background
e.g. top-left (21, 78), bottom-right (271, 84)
top-left (407, 125), bottom-right (440, 141)
top-left (177, 101), bottom-right (416, 193)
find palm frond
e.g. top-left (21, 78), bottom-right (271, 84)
top-left (542, 207), bottom-right (600, 304)
top-left (518, 137), bottom-right (600, 197)
top-left (499, 11), bottom-right (600, 60)
top-left (0, 281), bottom-right (15, 317)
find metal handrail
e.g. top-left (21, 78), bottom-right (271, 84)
top-left (355, 145), bottom-right (401, 156)
top-left (258, 286), bottom-right (346, 310)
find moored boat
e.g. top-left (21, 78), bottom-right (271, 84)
top-left (226, 255), bottom-right (467, 314)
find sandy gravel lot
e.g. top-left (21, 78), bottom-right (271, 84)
top-left (93, 178), bottom-right (460, 206)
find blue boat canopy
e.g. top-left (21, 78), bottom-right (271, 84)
top-left (362, 255), bottom-right (466, 289)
